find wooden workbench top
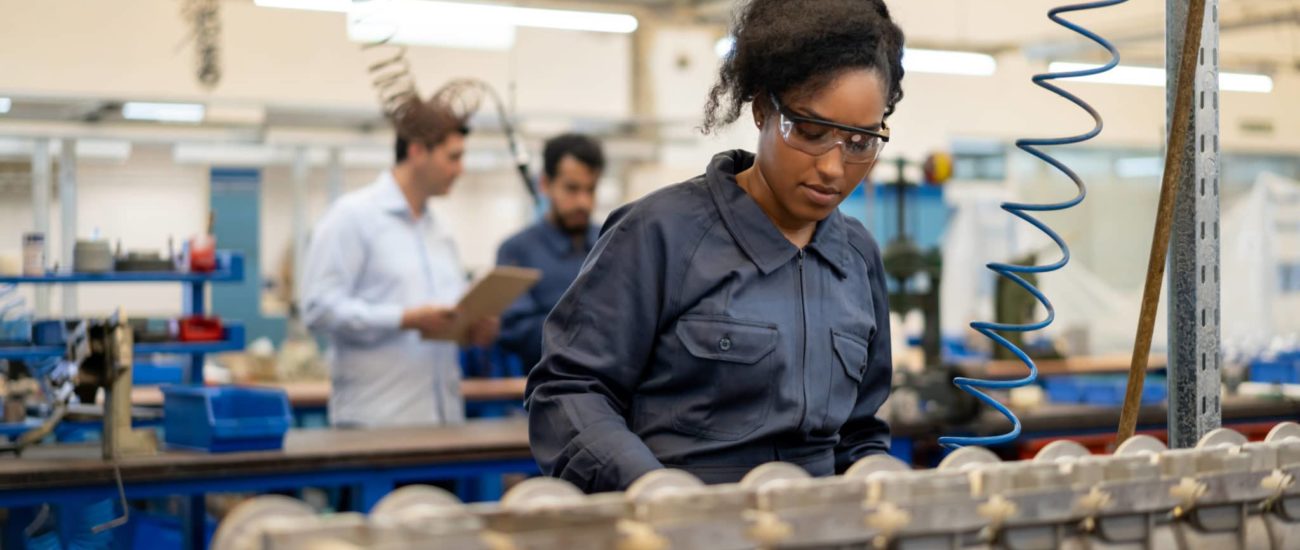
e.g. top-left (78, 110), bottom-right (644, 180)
top-left (129, 377), bottom-right (528, 408)
top-left (0, 418), bottom-right (531, 491)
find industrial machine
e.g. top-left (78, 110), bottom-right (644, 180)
top-left (879, 155), bottom-right (978, 427)
top-left (881, 156), bottom-right (944, 370)
top-left (1, 312), bottom-right (157, 459)
top-left (213, 422), bottom-right (1300, 550)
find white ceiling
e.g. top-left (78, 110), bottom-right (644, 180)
top-left (599, 0), bottom-right (1300, 69)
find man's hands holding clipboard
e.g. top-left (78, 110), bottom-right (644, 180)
top-left (400, 266), bottom-right (542, 346)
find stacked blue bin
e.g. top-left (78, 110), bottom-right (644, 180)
top-left (1250, 351), bottom-right (1300, 384)
top-left (161, 386), bottom-right (291, 453)
top-left (1042, 374), bottom-right (1168, 406)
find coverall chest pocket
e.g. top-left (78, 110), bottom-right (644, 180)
top-left (672, 315), bottom-right (779, 441)
top-left (823, 329), bottom-right (870, 432)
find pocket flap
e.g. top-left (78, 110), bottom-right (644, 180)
top-left (677, 315), bottom-right (779, 365)
top-left (832, 330), bottom-right (869, 383)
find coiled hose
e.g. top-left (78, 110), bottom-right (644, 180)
top-left (939, 0), bottom-right (1127, 448)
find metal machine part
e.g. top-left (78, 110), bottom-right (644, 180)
top-left (1, 313), bottom-right (155, 459)
top-left (881, 156), bottom-right (943, 370)
top-left (210, 495), bottom-right (319, 550)
top-left (215, 423), bottom-right (1300, 549)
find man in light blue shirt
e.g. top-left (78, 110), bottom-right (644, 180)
top-left (301, 95), bottom-right (498, 427)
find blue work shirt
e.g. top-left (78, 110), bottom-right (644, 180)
top-left (300, 170), bottom-right (468, 428)
top-left (526, 150), bottom-right (893, 493)
top-left (495, 219), bottom-right (599, 370)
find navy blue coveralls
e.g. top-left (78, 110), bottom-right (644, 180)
top-left (526, 150), bottom-right (893, 493)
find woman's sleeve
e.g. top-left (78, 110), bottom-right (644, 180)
top-left (834, 235), bottom-right (894, 472)
top-left (525, 205), bottom-right (673, 493)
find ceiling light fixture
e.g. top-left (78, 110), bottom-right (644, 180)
top-left (257, 0), bottom-right (638, 50)
top-left (122, 102), bottom-right (206, 123)
top-left (1049, 62), bottom-right (1273, 93)
top-left (903, 48), bottom-right (998, 76)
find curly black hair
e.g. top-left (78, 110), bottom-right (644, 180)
top-left (702, 0), bottom-right (905, 134)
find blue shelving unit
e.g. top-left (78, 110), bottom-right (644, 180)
top-left (135, 324), bottom-right (246, 356)
top-left (0, 251), bottom-right (246, 384)
top-left (0, 251), bottom-right (243, 285)
top-left (0, 345), bottom-right (64, 361)
top-left (0, 323), bottom-right (246, 361)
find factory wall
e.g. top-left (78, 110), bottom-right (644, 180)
top-left (0, 146), bottom-right (542, 318)
top-left (0, 146), bottom-right (205, 316)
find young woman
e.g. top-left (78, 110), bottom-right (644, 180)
top-left (526, 0), bottom-right (904, 492)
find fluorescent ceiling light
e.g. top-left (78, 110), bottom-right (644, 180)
top-left (122, 102), bottom-right (205, 123)
top-left (349, 1), bottom-right (516, 50)
top-left (0, 98), bottom-right (10, 114)
top-left (1116, 156), bottom-right (1162, 179)
top-left (903, 48), bottom-right (997, 76)
top-left (497, 3), bottom-right (637, 33)
top-left (261, 0), bottom-right (637, 40)
top-left (1219, 72), bottom-right (1274, 93)
top-left (254, 0), bottom-right (351, 12)
top-left (715, 36), bottom-right (735, 58)
top-left (714, 42), bottom-right (997, 76)
top-left (1048, 62), bottom-right (1273, 93)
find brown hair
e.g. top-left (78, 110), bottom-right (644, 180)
top-left (393, 95), bottom-right (469, 146)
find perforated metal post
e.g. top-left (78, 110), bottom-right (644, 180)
top-left (1167, 0), bottom-right (1221, 448)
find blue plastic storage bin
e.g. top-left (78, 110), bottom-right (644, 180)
top-left (161, 385), bottom-right (291, 452)
top-left (1250, 356), bottom-right (1300, 384)
top-left (1043, 375), bottom-right (1166, 406)
top-left (133, 362), bottom-right (184, 385)
top-left (1042, 377), bottom-right (1084, 403)
top-left (1080, 380), bottom-right (1120, 406)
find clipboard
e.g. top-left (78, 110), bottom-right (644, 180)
top-left (427, 266), bottom-right (542, 343)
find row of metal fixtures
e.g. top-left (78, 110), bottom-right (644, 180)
top-left (214, 423), bottom-right (1300, 550)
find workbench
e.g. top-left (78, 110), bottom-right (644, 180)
top-left (0, 419), bottom-right (536, 549)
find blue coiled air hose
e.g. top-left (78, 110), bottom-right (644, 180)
top-left (938, 0), bottom-right (1127, 449)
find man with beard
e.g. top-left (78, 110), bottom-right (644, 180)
top-left (496, 133), bottom-right (605, 370)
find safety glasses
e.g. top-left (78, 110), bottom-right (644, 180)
top-left (770, 93), bottom-right (889, 165)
